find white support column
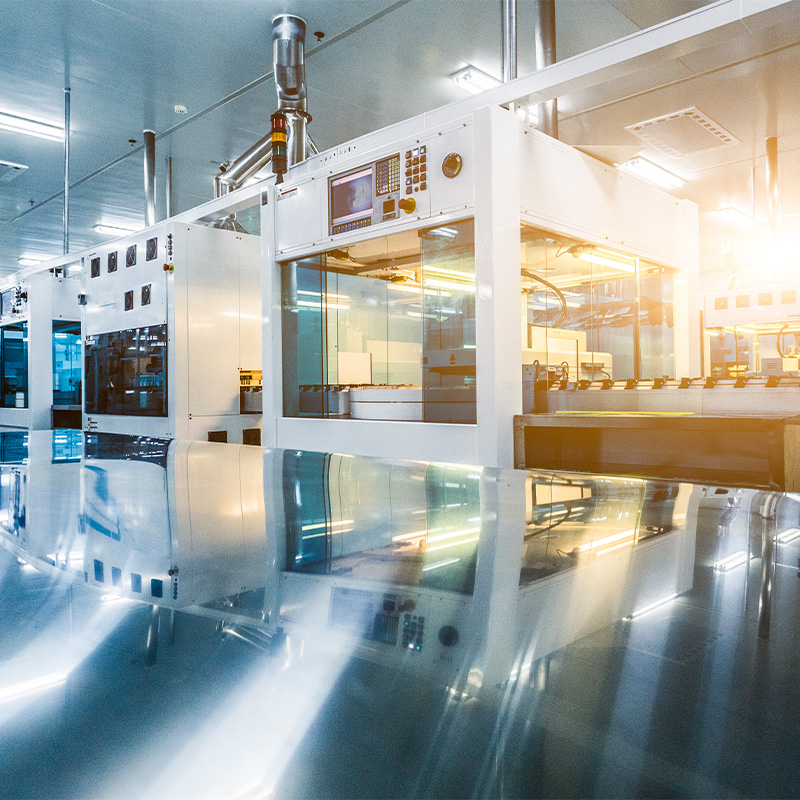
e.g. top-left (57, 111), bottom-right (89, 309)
top-left (473, 105), bottom-right (522, 468)
top-left (261, 187), bottom-right (282, 448)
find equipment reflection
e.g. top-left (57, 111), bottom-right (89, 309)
top-left (0, 431), bottom-right (799, 798)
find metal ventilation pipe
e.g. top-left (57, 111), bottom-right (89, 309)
top-left (213, 14), bottom-right (309, 198)
top-left (273, 14), bottom-right (309, 167)
top-left (534, 0), bottom-right (558, 139)
top-left (501, 0), bottom-right (518, 84)
top-left (766, 136), bottom-right (780, 247)
top-left (144, 129), bottom-right (156, 226)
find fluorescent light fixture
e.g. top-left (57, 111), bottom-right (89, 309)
top-left (713, 550), bottom-right (749, 571)
top-left (777, 527), bottom-right (800, 544)
top-left (569, 245), bottom-right (636, 274)
top-left (93, 223), bottom-right (139, 237)
top-left (0, 672), bottom-right (68, 704)
top-left (717, 206), bottom-right (753, 228)
top-left (0, 111), bottom-right (64, 142)
top-left (451, 65), bottom-right (501, 94)
top-left (426, 226), bottom-right (458, 240)
top-left (18, 257), bottom-right (44, 267)
top-left (618, 157), bottom-right (684, 190)
top-left (623, 593), bottom-right (678, 621)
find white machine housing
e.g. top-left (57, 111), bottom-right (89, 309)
top-left (81, 222), bottom-right (261, 443)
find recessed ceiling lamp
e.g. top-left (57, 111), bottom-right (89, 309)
top-left (451, 65), bottom-right (501, 94)
top-left (18, 256), bottom-right (44, 267)
top-left (617, 157), bottom-right (684, 191)
top-left (0, 111), bottom-right (64, 142)
top-left (568, 245), bottom-right (636, 273)
top-left (94, 223), bottom-right (138, 237)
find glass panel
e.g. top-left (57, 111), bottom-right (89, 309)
top-left (420, 220), bottom-right (476, 423)
top-left (84, 325), bottom-right (167, 416)
top-left (280, 224), bottom-right (473, 422)
top-left (1, 323), bottom-right (28, 408)
top-left (281, 257), bottom-right (327, 417)
top-left (521, 223), bottom-right (675, 385)
top-left (52, 321), bottom-right (81, 406)
top-left (708, 329), bottom-right (752, 378)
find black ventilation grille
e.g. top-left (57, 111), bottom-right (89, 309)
top-left (126, 245), bottom-right (136, 267)
top-left (124, 290), bottom-right (134, 311)
top-left (146, 237), bottom-right (158, 261)
top-left (141, 284), bottom-right (151, 306)
top-left (90, 257), bottom-right (100, 278)
top-left (107, 251), bottom-right (117, 272)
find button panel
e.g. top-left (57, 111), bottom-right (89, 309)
top-left (332, 217), bottom-right (372, 236)
top-left (402, 613), bottom-right (425, 652)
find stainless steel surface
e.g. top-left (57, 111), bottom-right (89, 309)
top-left (758, 492), bottom-right (780, 639)
top-left (501, 0), bottom-right (518, 84)
top-left (766, 136), bottom-right (780, 280)
top-left (63, 87), bottom-right (70, 255)
top-left (166, 155), bottom-right (173, 218)
top-left (273, 14), bottom-right (309, 168)
top-left (534, 0), bottom-right (558, 138)
top-left (213, 131), bottom-right (273, 197)
top-left (143, 129), bottom-right (156, 227)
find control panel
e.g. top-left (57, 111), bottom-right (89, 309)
top-left (329, 147), bottom-right (430, 236)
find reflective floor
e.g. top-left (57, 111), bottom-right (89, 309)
top-left (1, 432), bottom-right (800, 799)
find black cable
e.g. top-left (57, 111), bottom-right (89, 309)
top-left (522, 269), bottom-right (569, 328)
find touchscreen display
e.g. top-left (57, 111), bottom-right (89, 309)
top-left (330, 167), bottom-right (373, 225)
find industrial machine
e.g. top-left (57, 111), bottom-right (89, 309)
top-left (81, 223), bottom-right (261, 443)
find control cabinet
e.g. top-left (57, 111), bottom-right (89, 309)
top-left (274, 119), bottom-right (474, 258)
top-left (81, 222), bottom-right (261, 442)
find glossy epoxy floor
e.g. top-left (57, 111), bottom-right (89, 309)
top-left (1, 514), bottom-right (800, 799)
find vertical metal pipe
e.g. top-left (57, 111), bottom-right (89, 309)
top-left (144, 129), bottom-right (156, 227)
top-left (166, 156), bottom-right (173, 218)
top-left (757, 493), bottom-right (779, 640)
top-left (534, 0), bottom-right (558, 138)
top-left (63, 87), bottom-right (70, 254)
top-left (501, 0), bottom-right (518, 83)
top-left (766, 137), bottom-right (780, 281)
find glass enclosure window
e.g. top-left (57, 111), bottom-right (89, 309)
top-left (281, 219), bottom-right (475, 424)
top-left (84, 325), bottom-right (167, 416)
top-left (0, 323), bottom-right (28, 409)
top-left (53, 321), bottom-right (81, 406)
top-left (521, 223), bottom-right (675, 385)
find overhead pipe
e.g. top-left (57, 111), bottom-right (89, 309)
top-left (766, 137), bottom-right (780, 280)
top-left (214, 13), bottom-right (309, 197)
top-left (534, 0), bottom-right (558, 139)
top-left (166, 155), bottom-right (174, 218)
top-left (144, 129), bottom-right (156, 226)
top-left (63, 87), bottom-right (70, 254)
top-left (501, 0), bottom-right (518, 84)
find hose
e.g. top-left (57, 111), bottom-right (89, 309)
top-left (522, 269), bottom-right (568, 328)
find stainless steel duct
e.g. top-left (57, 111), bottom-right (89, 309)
top-left (63, 87), bottom-right (70, 254)
top-left (501, 0), bottom-right (518, 84)
top-left (214, 14), bottom-right (309, 198)
top-left (766, 136), bottom-right (780, 247)
top-left (534, 0), bottom-right (558, 139)
top-left (144, 129), bottom-right (156, 226)
top-left (273, 14), bottom-right (309, 168)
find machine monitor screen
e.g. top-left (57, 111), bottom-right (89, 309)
top-left (330, 167), bottom-right (373, 226)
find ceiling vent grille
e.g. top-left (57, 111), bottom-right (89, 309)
top-left (0, 160), bottom-right (28, 182)
top-left (625, 107), bottom-right (739, 158)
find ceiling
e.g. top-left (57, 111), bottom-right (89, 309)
top-left (1, 0), bottom-right (799, 288)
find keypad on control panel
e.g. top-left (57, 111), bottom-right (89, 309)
top-left (402, 613), bottom-right (424, 652)
top-left (405, 145), bottom-right (428, 194)
top-left (332, 217), bottom-right (372, 236)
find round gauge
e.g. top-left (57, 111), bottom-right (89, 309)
top-left (442, 152), bottom-right (463, 179)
